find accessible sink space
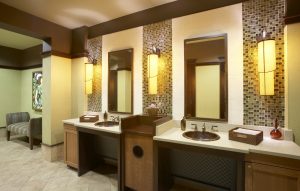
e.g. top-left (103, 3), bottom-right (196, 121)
top-left (183, 131), bottom-right (220, 141)
top-left (95, 121), bottom-right (119, 127)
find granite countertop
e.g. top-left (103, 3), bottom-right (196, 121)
top-left (63, 118), bottom-right (121, 134)
top-left (154, 125), bottom-right (300, 160)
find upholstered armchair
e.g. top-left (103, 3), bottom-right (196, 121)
top-left (6, 112), bottom-right (42, 150)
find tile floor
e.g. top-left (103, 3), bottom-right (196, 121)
top-left (0, 128), bottom-right (118, 191)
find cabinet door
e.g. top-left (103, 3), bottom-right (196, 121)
top-left (125, 133), bottom-right (153, 191)
top-left (245, 162), bottom-right (300, 191)
top-left (64, 124), bottom-right (78, 169)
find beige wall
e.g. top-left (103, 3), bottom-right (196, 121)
top-left (42, 55), bottom-right (71, 145)
top-left (117, 70), bottom-right (132, 112)
top-left (196, 65), bottom-right (220, 118)
top-left (71, 57), bottom-right (88, 118)
top-left (286, 23), bottom-right (300, 145)
top-left (0, 69), bottom-right (21, 127)
top-left (102, 28), bottom-right (143, 114)
top-left (20, 68), bottom-right (42, 118)
top-left (172, 4), bottom-right (243, 123)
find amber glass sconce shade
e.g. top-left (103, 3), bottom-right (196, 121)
top-left (147, 47), bottom-right (160, 95)
top-left (85, 62), bottom-right (94, 95)
top-left (257, 32), bottom-right (276, 95)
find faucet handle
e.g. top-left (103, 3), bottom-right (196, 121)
top-left (202, 123), bottom-right (206, 132)
top-left (191, 124), bottom-right (198, 131)
top-left (211, 125), bottom-right (218, 132)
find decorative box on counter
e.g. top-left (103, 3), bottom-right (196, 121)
top-left (79, 115), bottom-right (99, 123)
top-left (229, 127), bottom-right (263, 145)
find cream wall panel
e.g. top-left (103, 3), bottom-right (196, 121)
top-left (0, 69), bottom-right (21, 127)
top-left (71, 57), bottom-right (88, 118)
top-left (172, 4), bottom-right (243, 123)
top-left (42, 56), bottom-right (71, 145)
top-left (286, 23), bottom-right (300, 145)
top-left (102, 27), bottom-right (143, 114)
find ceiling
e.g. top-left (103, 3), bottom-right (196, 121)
top-left (0, 0), bottom-right (177, 29)
top-left (0, 28), bottom-right (42, 50)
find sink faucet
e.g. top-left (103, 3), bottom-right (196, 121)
top-left (110, 116), bottom-right (120, 122)
top-left (202, 123), bottom-right (206, 133)
top-left (191, 124), bottom-right (198, 131)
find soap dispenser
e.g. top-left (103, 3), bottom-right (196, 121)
top-left (103, 111), bottom-right (108, 121)
top-left (270, 118), bottom-right (282, 140)
top-left (181, 116), bottom-right (186, 131)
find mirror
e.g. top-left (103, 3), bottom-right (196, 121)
top-left (184, 34), bottom-right (227, 121)
top-left (108, 48), bottom-right (133, 114)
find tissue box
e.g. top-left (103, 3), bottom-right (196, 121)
top-left (79, 115), bottom-right (99, 123)
top-left (229, 127), bottom-right (263, 145)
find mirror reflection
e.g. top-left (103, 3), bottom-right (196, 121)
top-left (108, 48), bottom-right (133, 113)
top-left (185, 34), bottom-right (227, 121)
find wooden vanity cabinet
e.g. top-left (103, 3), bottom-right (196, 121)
top-left (64, 124), bottom-right (78, 169)
top-left (245, 153), bottom-right (300, 191)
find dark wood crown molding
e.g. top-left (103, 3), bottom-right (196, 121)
top-left (88, 0), bottom-right (246, 38)
top-left (0, 2), bottom-right (71, 55)
top-left (285, 0), bottom-right (300, 24)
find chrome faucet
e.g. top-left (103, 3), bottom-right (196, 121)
top-left (110, 116), bottom-right (120, 122)
top-left (211, 125), bottom-right (218, 132)
top-left (202, 123), bottom-right (206, 133)
top-left (191, 124), bottom-right (198, 131)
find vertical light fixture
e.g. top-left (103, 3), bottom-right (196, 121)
top-left (85, 59), bottom-right (96, 95)
top-left (257, 31), bottom-right (276, 95)
top-left (147, 47), bottom-right (160, 95)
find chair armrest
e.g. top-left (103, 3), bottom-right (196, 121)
top-left (29, 117), bottom-right (42, 137)
top-left (6, 112), bottom-right (30, 127)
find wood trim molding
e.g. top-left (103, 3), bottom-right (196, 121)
top-left (42, 142), bottom-right (64, 147)
top-left (41, 51), bottom-right (71, 59)
top-left (0, 64), bottom-right (42, 70)
top-left (0, 2), bottom-right (71, 54)
top-left (88, 0), bottom-right (246, 38)
top-left (285, 14), bottom-right (300, 24)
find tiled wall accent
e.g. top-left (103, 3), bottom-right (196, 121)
top-left (243, 0), bottom-right (285, 127)
top-left (143, 20), bottom-right (172, 115)
top-left (87, 36), bottom-right (102, 112)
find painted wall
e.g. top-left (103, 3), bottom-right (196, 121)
top-left (286, 23), bottom-right (300, 144)
top-left (0, 69), bottom-right (21, 127)
top-left (102, 28), bottom-right (143, 114)
top-left (117, 70), bottom-right (132, 112)
top-left (71, 57), bottom-right (88, 118)
top-left (43, 56), bottom-right (71, 145)
top-left (20, 68), bottom-right (43, 118)
top-left (172, 4), bottom-right (243, 123)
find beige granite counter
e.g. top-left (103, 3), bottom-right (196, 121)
top-left (63, 118), bottom-right (121, 134)
top-left (154, 120), bottom-right (300, 160)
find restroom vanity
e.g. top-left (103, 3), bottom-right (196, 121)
top-left (63, 118), bottom-right (122, 190)
top-left (154, 121), bottom-right (300, 191)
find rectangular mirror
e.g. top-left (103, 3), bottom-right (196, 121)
top-left (184, 34), bottom-right (227, 121)
top-left (108, 48), bottom-right (133, 114)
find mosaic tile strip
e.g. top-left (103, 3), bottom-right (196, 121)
top-left (87, 36), bottom-right (102, 112)
top-left (243, 0), bottom-right (285, 127)
top-left (143, 20), bottom-right (173, 115)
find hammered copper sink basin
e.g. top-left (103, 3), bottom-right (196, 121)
top-left (183, 131), bottom-right (220, 141)
top-left (94, 121), bottom-right (119, 127)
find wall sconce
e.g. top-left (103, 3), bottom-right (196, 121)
top-left (257, 31), bottom-right (276, 95)
top-left (85, 59), bottom-right (97, 95)
top-left (147, 47), bottom-right (160, 95)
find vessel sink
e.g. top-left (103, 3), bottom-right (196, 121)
top-left (94, 121), bottom-right (119, 127)
top-left (183, 131), bottom-right (220, 141)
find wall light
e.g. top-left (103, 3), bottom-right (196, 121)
top-left (147, 47), bottom-right (160, 95)
top-left (257, 31), bottom-right (276, 95)
top-left (85, 59), bottom-right (96, 95)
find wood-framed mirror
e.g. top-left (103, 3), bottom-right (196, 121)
top-left (184, 34), bottom-right (228, 121)
top-left (108, 48), bottom-right (133, 114)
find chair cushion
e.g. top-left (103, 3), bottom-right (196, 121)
top-left (7, 122), bottom-right (29, 136)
